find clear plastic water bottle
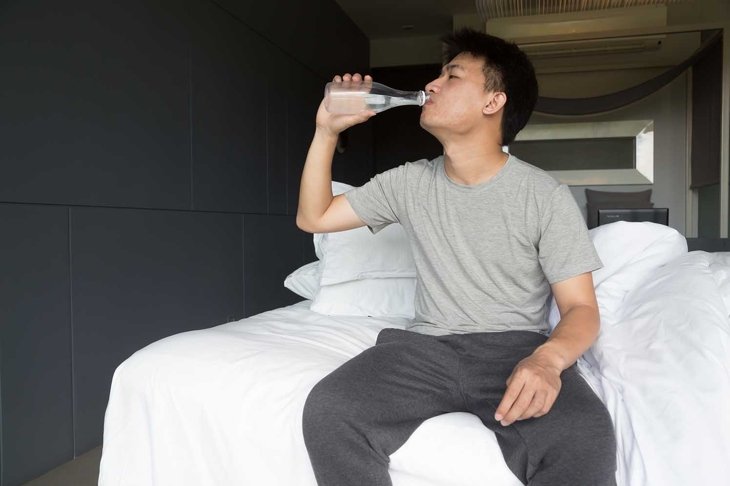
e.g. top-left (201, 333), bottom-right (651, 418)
top-left (324, 81), bottom-right (429, 115)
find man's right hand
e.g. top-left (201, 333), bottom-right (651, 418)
top-left (315, 73), bottom-right (377, 137)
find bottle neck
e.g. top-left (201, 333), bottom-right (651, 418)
top-left (388, 90), bottom-right (427, 107)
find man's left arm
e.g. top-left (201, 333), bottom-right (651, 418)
top-left (494, 271), bottom-right (600, 426)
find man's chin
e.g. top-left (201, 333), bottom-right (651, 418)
top-left (419, 114), bottom-right (433, 132)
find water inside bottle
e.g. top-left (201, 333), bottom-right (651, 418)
top-left (326, 92), bottom-right (391, 114)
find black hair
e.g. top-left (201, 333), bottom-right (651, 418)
top-left (440, 28), bottom-right (538, 146)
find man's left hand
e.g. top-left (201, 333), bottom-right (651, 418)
top-left (494, 352), bottom-right (562, 426)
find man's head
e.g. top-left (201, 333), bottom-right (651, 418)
top-left (419, 28), bottom-right (538, 147)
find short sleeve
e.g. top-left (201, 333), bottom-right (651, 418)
top-left (538, 184), bottom-right (603, 284)
top-left (344, 165), bottom-right (405, 234)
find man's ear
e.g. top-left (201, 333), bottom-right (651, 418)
top-left (483, 92), bottom-right (507, 115)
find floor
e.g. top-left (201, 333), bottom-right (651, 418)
top-left (23, 446), bottom-right (102, 486)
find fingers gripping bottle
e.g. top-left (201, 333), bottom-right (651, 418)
top-left (324, 81), bottom-right (429, 115)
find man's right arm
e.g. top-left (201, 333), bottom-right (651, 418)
top-left (296, 73), bottom-right (376, 234)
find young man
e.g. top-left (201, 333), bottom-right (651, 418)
top-left (296, 28), bottom-right (616, 486)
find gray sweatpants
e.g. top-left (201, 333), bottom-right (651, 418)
top-left (302, 328), bottom-right (616, 486)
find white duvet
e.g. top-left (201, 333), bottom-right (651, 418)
top-left (99, 249), bottom-right (730, 486)
top-left (98, 302), bottom-right (522, 486)
top-left (583, 251), bottom-right (730, 486)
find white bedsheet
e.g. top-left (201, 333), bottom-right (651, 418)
top-left (99, 303), bottom-right (522, 486)
top-left (99, 252), bottom-right (730, 486)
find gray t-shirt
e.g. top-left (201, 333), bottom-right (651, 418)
top-left (344, 154), bottom-right (603, 336)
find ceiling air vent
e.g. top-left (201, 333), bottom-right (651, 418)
top-left (476, 0), bottom-right (692, 20)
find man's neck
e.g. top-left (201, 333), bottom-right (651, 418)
top-left (442, 142), bottom-right (509, 186)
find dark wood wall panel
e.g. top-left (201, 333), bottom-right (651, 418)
top-left (210, 0), bottom-right (368, 80)
top-left (243, 215), bottom-right (311, 316)
top-left (0, 205), bottom-right (73, 486)
top-left (0, 0), bottom-right (192, 209)
top-left (286, 62), bottom-right (320, 215)
top-left (191, 0), bottom-right (269, 213)
top-left (0, 0), bottom-right (369, 483)
top-left (266, 68), bottom-right (290, 215)
top-left (371, 64), bottom-right (443, 173)
top-left (70, 207), bottom-right (243, 454)
top-left (332, 118), bottom-right (377, 187)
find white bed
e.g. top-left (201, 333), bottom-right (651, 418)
top-left (98, 220), bottom-right (730, 486)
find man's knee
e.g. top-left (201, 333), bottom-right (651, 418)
top-left (302, 377), bottom-right (347, 443)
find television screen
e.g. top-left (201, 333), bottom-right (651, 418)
top-left (597, 208), bottom-right (669, 226)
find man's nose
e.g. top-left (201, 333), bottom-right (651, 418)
top-left (425, 79), bottom-right (439, 94)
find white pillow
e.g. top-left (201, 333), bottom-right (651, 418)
top-left (283, 261), bottom-right (320, 300)
top-left (315, 181), bottom-right (416, 285)
top-left (548, 221), bottom-right (688, 329)
top-left (311, 278), bottom-right (416, 318)
top-left (318, 224), bottom-right (416, 285)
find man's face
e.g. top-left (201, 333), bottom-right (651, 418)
top-left (419, 52), bottom-right (494, 136)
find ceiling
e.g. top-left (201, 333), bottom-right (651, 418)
top-left (334, 0), bottom-right (721, 73)
top-left (333, 0), bottom-right (713, 42)
top-left (332, 0), bottom-right (722, 98)
top-left (333, 0), bottom-right (477, 39)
